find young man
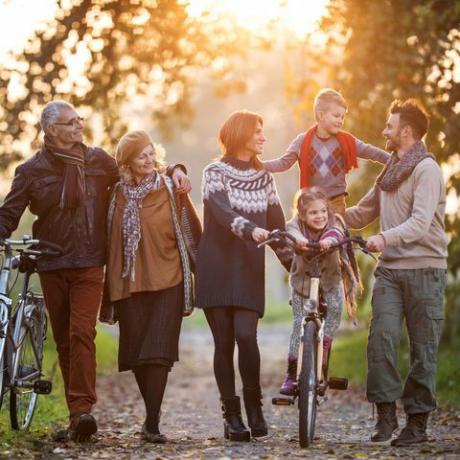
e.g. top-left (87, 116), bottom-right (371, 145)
top-left (0, 101), bottom-right (190, 441)
top-left (262, 88), bottom-right (390, 215)
top-left (345, 99), bottom-right (448, 446)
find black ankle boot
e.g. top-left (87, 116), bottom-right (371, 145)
top-left (371, 402), bottom-right (398, 442)
top-left (243, 388), bottom-right (268, 437)
top-left (221, 396), bottom-right (250, 442)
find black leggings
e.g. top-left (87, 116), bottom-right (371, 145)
top-left (133, 364), bottom-right (169, 434)
top-left (204, 307), bottom-right (260, 399)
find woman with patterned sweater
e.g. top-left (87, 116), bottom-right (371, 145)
top-left (196, 110), bottom-right (291, 442)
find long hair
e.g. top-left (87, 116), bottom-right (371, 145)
top-left (218, 110), bottom-right (263, 170)
top-left (293, 186), bottom-right (335, 225)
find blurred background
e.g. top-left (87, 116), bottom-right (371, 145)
top-left (0, 0), bottom-right (459, 433)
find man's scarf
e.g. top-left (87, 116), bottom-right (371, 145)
top-left (120, 172), bottom-right (161, 281)
top-left (376, 140), bottom-right (432, 191)
top-left (44, 135), bottom-right (86, 209)
top-left (299, 125), bottom-right (358, 188)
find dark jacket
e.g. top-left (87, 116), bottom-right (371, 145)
top-left (0, 146), bottom-right (119, 271)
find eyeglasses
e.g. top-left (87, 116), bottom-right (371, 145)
top-left (53, 116), bottom-right (84, 127)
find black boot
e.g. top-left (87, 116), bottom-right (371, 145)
top-left (221, 396), bottom-right (250, 442)
top-left (391, 412), bottom-right (429, 447)
top-left (371, 402), bottom-right (398, 442)
top-left (243, 388), bottom-right (268, 438)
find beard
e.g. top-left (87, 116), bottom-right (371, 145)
top-left (385, 132), bottom-right (402, 152)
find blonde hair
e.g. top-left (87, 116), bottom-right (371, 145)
top-left (119, 142), bottom-right (166, 183)
top-left (293, 186), bottom-right (334, 223)
top-left (218, 110), bottom-right (263, 170)
top-left (313, 88), bottom-right (347, 121)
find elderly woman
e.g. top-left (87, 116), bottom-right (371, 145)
top-left (196, 110), bottom-right (291, 442)
top-left (105, 130), bottom-right (199, 443)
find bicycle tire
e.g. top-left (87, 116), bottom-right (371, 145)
top-left (0, 341), bottom-right (5, 411)
top-left (298, 320), bottom-right (318, 448)
top-left (10, 297), bottom-right (46, 430)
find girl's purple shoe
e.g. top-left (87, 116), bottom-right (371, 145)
top-left (279, 357), bottom-right (298, 395)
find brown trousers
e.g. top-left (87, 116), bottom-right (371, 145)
top-left (39, 266), bottom-right (104, 417)
top-left (329, 194), bottom-right (347, 217)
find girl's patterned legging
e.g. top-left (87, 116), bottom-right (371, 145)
top-left (287, 282), bottom-right (344, 359)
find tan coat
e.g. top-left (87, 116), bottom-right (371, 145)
top-left (108, 185), bottom-right (182, 301)
top-left (287, 215), bottom-right (345, 296)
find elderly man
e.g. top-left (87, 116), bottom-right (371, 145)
top-left (0, 101), bottom-right (190, 441)
top-left (345, 99), bottom-right (448, 446)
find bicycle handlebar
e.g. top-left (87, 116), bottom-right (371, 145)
top-left (0, 236), bottom-right (64, 256)
top-left (258, 230), bottom-right (374, 258)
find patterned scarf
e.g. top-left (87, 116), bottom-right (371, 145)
top-left (44, 135), bottom-right (86, 209)
top-left (121, 172), bottom-right (161, 280)
top-left (376, 140), bottom-right (432, 191)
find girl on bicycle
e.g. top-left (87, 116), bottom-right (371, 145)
top-left (279, 186), bottom-right (358, 395)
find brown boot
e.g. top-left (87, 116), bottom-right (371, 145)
top-left (391, 412), bottom-right (429, 447)
top-left (371, 402), bottom-right (398, 442)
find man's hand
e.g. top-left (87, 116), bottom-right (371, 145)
top-left (172, 168), bottom-right (192, 194)
top-left (252, 227), bottom-right (270, 243)
top-left (367, 234), bottom-right (385, 252)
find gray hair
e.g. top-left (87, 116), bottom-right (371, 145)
top-left (40, 100), bottom-right (75, 132)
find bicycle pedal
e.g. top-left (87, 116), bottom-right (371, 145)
top-left (272, 397), bottom-right (294, 406)
top-left (34, 379), bottom-right (52, 395)
top-left (328, 377), bottom-right (348, 390)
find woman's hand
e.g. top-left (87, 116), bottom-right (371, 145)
top-left (252, 227), bottom-right (270, 243)
top-left (172, 168), bottom-right (192, 194)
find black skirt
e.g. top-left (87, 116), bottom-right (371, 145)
top-left (115, 283), bottom-right (184, 372)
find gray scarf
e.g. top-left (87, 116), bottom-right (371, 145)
top-left (376, 140), bottom-right (432, 191)
top-left (121, 172), bottom-right (161, 280)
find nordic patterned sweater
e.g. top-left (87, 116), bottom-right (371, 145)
top-left (196, 157), bottom-right (291, 317)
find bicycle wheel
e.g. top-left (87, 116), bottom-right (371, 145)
top-left (10, 298), bottom-right (46, 430)
top-left (0, 341), bottom-right (5, 411)
top-left (298, 320), bottom-right (318, 448)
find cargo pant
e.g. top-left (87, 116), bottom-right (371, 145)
top-left (367, 266), bottom-right (446, 414)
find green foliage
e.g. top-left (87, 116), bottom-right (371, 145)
top-left (331, 329), bottom-right (460, 407)
top-left (0, 0), bottom-right (248, 162)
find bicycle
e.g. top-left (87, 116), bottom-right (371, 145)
top-left (0, 235), bottom-right (62, 430)
top-left (259, 230), bottom-right (373, 448)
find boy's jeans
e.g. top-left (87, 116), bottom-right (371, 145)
top-left (367, 266), bottom-right (446, 414)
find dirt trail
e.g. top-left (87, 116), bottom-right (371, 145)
top-left (6, 324), bottom-right (460, 459)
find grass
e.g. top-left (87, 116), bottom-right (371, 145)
top-left (0, 326), bottom-right (118, 445)
top-left (330, 329), bottom-right (460, 407)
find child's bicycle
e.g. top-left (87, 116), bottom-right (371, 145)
top-left (0, 235), bottom-right (62, 429)
top-left (259, 230), bottom-right (373, 448)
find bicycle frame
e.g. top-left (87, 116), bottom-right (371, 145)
top-left (297, 261), bottom-right (326, 388)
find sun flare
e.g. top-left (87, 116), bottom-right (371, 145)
top-left (186, 0), bottom-right (329, 38)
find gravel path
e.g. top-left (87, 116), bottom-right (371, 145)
top-left (6, 324), bottom-right (460, 459)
